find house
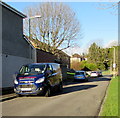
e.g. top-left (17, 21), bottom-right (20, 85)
top-left (70, 54), bottom-right (86, 63)
top-left (29, 37), bottom-right (70, 67)
top-left (70, 54), bottom-right (87, 70)
top-left (29, 38), bottom-right (70, 68)
top-left (0, 2), bottom-right (36, 91)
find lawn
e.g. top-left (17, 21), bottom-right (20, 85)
top-left (100, 76), bottom-right (119, 116)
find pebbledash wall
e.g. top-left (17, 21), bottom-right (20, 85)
top-left (2, 55), bottom-right (34, 88)
top-left (1, 2), bottom-right (36, 89)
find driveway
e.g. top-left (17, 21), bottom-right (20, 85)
top-left (2, 76), bottom-right (111, 116)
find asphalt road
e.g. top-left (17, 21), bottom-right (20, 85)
top-left (2, 76), bottom-right (111, 116)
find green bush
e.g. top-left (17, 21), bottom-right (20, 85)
top-left (79, 60), bottom-right (86, 69)
top-left (86, 63), bottom-right (97, 70)
top-left (80, 61), bottom-right (97, 71)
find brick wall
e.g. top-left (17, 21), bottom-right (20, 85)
top-left (36, 49), bottom-right (57, 63)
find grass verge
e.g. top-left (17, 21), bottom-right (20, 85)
top-left (102, 70), bottom-right (111, 75)
top-left (100, 76), bottom-right (119, 116)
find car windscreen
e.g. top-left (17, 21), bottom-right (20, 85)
top-left (75, 72), bottom-right (84, 75)
top-left (19, 64), bottom-right (46, 75)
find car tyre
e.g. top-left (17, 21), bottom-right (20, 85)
top-left (83, 77), bottom-right (88, 82)
top-left (17, 94), bottom-right (23, 97)
top-left (73, 79), bottom-right (76, 82)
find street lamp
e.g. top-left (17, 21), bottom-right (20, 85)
top-left (28, 15), bottom-right (41, 38)
top-left (28, 15), bottom-right (41, 63)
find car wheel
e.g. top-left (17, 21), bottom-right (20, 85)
top-left (85, 79), bottom-right (88, 82)
top-left (45, 88), bottom-right (51, 97)
top-left (73, 79), bottom-right (76, 82)
top-left (17, 94), bottom-right (23, 97)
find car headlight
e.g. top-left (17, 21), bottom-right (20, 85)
top-left (35, 77), bottom-right (45, 83)
top-left (14, 79), bottom-right (18, 84)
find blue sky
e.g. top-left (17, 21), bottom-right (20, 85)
top-left (6, 2), bottom-right (118, 55)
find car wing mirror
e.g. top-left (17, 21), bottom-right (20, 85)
top-left (45, 70), bottom-right (52, 77)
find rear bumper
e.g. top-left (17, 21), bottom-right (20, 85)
top-left (74, 77), bottom-right (86, 80)
top-left (90, 74), bottom-right (98, 77)
top-left (90, 75), bottom-right (98, 77)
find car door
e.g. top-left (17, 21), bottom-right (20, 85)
top-left (51, 64), bottom-right (60, 85)
top-left (45, 64), bottom-right (54, 87)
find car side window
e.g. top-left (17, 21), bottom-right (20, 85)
top-left (52, 64), bottom-right (59, 73)
top-left (49, 64), bottom-right (53, 71)
top-left (45, 65), bottom-right (53, 76)
top-left (46, 65), bottom-right (52, 71)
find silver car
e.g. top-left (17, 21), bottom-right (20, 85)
top-left (74, 71), bottom-right (88, 81)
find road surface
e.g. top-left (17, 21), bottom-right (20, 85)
top-left (2, 76), bottom-right (111, 116)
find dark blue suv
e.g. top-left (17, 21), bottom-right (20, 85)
top-left (14, 63), bottom-right (63, 97)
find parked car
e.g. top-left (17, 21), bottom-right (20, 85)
top-left (90, 71), bottom-right (99, 77)
top-left (98, 71), bottom-right (102, 77)
top-left (86, 71), bottom-right (91, 76)
top-left (14, 63), bottom-right (63, 97)
top-left (74, 71), bottom-right (88, 81)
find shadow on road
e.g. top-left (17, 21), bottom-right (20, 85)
top-left (53, 84), bottom-right (98, 96)
top-left (88, 77), bottom-right (111, 83)
top-left (63, 76), bottom-right (111, 86)
top-left (51, 76), bottom-right (111, 96)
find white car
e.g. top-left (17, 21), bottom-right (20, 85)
top-left (86, 71), bottom-right (91, 76)
top-left (98, 71), bottom-right (102, 77)
top-left (90, 71), bottom-right (98, 77)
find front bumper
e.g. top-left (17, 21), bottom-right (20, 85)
top-left (14, 84), bottom-right (45, 95)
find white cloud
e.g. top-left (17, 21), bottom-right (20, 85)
top-left (104, 40), bottom-right (118, 48)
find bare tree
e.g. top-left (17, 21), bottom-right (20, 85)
top-left (24, 2), bottom-right (81, 55)
top-left (96, 1), bottom-right (120, 15)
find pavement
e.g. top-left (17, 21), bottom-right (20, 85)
top-left (2, 76), bottom-right (111, 116)
top-left (0, 93), bottom-right (17, 102)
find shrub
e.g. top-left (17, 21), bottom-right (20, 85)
top-left (86, 63), bottom-right (97, 71)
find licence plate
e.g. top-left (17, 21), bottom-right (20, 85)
top-left (77, 77), bottom-right (82, 78)
top-left (20, 88), bottom-right (32, 91)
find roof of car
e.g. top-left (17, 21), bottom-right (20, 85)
top-left (76, 71), bottom-right (85, 72)
top-left (24, 63), bottom-right (60, 66)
